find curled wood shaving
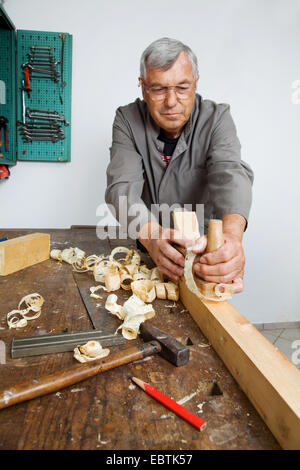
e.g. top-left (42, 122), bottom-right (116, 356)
top-left (119, 295), bottom-right (155, 340)
top-left (105, 294), bottom-right (126, 320)
top-left (6, 293), bottom-right (44, 329)
top-left (73, 340), bottom-right (110, 363)
top-left (86, 254), bottom-right (102, 268)
top-left (124, 263), bottom-right (138, 276)
top-left (104, 265), bottom-right (121, 291)
top-left (61, 247), bottom-right (85, 264)
top-left (50, 249), bottom-right (62, 261)
top-left (90, 285), bottom-right (107, 299)
top-left (51, 245), bottom-right (179, 303)
top-left (133, 271), bottom-right (150, 281)
top-left (93, 258), bottom-right (111, 282)
top-left (117, 315), bottom-right (147, 340)
top-left (105, 293), bottom-right (155, 340)
top-left (76, 254), bottom-right (108, 275)
top-left (131, 280), bottom-right (156, 303)
top-left (18, 293), bottom-right (44, 313)
top-left (72, 256), bottom-right (88, 272)
top-left (184, 248), bottom-right (232, 301)
top-left (6, 310), bottom-right (28, 329)
top-left (50, 247), bottom-right (86, 265)
top-left (150, 267), bottom-right (164, 283)
top-left (155, 282), bottom-right (167, 299)
top-left (119, 266), bottom-right (133, 290)
top-left (154, 282), bottom-right (179, 301)
top-left (124, 249), bottom-right (141, 266)
top-left (90, 285), bottom-right (107, 294)
top-left (109, 246), bottom-right (130, 262)
top-left (164, 282), bottom-right (179, 301)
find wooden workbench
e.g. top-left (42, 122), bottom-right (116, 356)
top-left (0, 228), bottom-right (280, 450)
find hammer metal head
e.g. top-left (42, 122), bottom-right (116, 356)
top-left (139, 323), bottom-right (190, 367)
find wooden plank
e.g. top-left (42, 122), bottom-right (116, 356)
top-left (0, 233), bottom-right (50, 276)
top-left (179, 276), bottom-right (300, 450)
top-left (173, 210), bottom-right (300, 449)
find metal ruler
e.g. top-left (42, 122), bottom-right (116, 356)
top-left (11, 330), bottom-right (125, 358)
top-left (72, 271), bottom-right (121, 331)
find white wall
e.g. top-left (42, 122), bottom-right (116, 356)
top-left (1, 0), bottom-right (300, 324)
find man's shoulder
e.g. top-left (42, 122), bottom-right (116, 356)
top-left (115, 98), bottom-right (146, 122)
top-left (197, 95), bottom-right (231, 119)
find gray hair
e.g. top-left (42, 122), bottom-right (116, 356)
top-left (140, 37), bottom-right (199, 81)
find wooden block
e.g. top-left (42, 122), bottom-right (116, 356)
top-left (172, 210), bottom-right (200, 241)
top-left (179, 276), bottom-right (300, 450)
top-left (0, 233), bottom-right (50, 276)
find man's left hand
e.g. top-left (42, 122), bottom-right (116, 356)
top-left (193, 232), bottom-right (245, 293)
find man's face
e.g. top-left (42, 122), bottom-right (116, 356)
top-left (141, 51), bottom-right (198, 138)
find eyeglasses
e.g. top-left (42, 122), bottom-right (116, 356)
top-left (140, 80), bottom-right (196, 102)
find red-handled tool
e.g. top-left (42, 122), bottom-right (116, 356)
top-left (0, 165), bottom-right (10, 179)
top-left (23, 66), bottom-right (31, 97)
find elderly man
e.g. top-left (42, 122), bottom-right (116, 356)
top-left (105, 38), bottom-right (253, 292)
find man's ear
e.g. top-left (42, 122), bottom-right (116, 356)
top-left (195, 74), bottom-right (200, 88)
top-left (139, 77), bottom-right (147, 101)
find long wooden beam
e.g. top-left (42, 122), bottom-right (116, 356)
top-left (179, 278), bottom-right (300, 449)
top-left (173, 211), bottom-right (300, 449)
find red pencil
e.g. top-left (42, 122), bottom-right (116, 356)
top-left (131, 377), bottom-right (206, 431)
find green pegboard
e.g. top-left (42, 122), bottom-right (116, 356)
top-left (16, 29), bottom-right (72, 162)
top-left (0, 27), bottom-right (17, 166)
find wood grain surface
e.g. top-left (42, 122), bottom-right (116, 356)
top-left (0, 228), bottom-right (280, 450)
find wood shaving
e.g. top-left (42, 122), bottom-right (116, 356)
top-left (150, 267), bottom-right (164, 283)
top-left (184, 248), bottom-right (232, 301)
top-left (153, 282), bottom-right (179, 301)
top-left (50, 244), bottom-right (180, 303)
top-left (105, 294), bottom-right (126, 320)
top-left (73, 340), bottom-right (110, 363)
top-left (50, 247), bottom-right (85, 265)
top-left (61, 247), bottom-right (85, 264)
top-left (119, 266), bottom-right (133, 290)
top-left (165, 302), bottom-right (177, 308)
top-left (105, 293), bottom-right (155, 340)
top-left (109, 246), bottom-right (130, 263)
top-left (104, 265), bottom-right (121, 291)
top-left (6, 293), bottom-right (44, 329)
top-left (164, 282), bottom-right (179, 301)
top-left (90, 285), bottom-right (107, 300)
top-left (155, 282), bottom-right (167, 299)
top-left (50, 249), bottom-right (62, 261)
top-left (131, 280), bottom-right (156, 303)
top-left (133, 271), bottom-right (150, 281)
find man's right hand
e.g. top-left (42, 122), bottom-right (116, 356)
top-left (138, 222), bottom-right (198, 282)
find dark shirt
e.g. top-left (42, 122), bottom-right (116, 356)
top-left (158, 130), bottom-right (180, 166)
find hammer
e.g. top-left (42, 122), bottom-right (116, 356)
top-left (0, 323), bottom-right (189, 410)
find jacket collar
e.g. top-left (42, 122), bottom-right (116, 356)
top-left (140, 94), bottom-right (201, 143)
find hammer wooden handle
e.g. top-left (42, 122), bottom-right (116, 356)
top-left (0, 341), bottom-right (161, 410)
